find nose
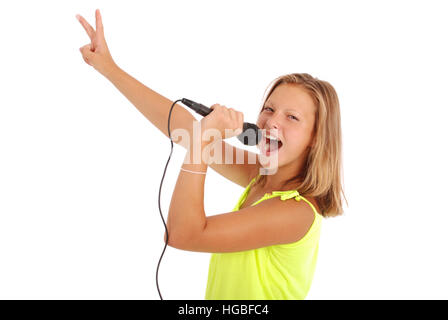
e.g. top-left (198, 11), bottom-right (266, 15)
top-left (265, 115), bottom-right (280, 130)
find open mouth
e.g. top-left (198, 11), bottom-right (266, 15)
top-left (260, 136), bottom-right (283, 155)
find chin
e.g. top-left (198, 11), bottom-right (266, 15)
top-left (257, 152), bottom-right (282, 175)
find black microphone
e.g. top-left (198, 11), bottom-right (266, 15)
top-left (181, 98), bottom-right (262, 146)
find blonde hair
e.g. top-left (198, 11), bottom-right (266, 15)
top-left (253, 73), bottom-right (347, 217)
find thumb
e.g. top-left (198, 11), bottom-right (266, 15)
top-left (235, 127), bottom-right (243, 135)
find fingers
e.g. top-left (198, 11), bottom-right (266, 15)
top-left (95, 9), bottom-right (104, 36)
top-left (237, 110), bottom-right (244, 127)
top-left (228, 107), bottom-right (242, 122)
top-left (211, 104), bottom-right (244, 133)
top-left (79, 44), bottom-right (93, 65)
top-left (211, 105), bottom-right (242, 120)
top-left (229, 108), bottom-right (244, 134)
top-left (210, 104), bottom-right (229, 116)
top-left (79, 43), bottom-right (91, 53)
top-left (76, 14), bottom-right (95, 43)
top-left (82, 55), bottom-right (90, 66)
top-left (228, 108), bottom-right (237, 122)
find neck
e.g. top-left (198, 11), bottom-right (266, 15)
top-left (262, 169), bottom-right (299, 191)
top-left (260, 154), bottom-right (307, 191)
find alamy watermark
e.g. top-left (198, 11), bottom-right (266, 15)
top-left (171, 121), bottom-right (279, 175)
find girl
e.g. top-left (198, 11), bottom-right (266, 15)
top-left (77, 9), bottom-right (346, 300)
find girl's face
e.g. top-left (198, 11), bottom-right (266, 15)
top-left (256, 83), bottom-right (316, 169)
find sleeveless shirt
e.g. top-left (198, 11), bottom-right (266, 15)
top-left (205, 175), bottom-right (323, 300)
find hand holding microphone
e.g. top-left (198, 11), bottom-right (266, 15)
top-left (181, 99), bottom-right (262, 146)
top-left (200, 104), bottom-right (244, 142)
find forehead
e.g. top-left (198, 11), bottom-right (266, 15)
top-left (265, 83), bottom-right (315, 116)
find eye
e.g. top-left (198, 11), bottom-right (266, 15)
top-left (262, 107), bottom-right (273, 112)
top-left (288, 115), bottom-right (299, 121)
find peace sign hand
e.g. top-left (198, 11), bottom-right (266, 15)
top-left (76, 9), bottom-right (117, 77)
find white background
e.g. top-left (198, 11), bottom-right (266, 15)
top-left (0, 0), bottom-right (447, 299)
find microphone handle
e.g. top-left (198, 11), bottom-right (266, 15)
top-left (181, 98), bottom-right (252, 126)
top-left (181, 98), bottom-right (261, 145)
top-left (181, 98), bottom-right (212, 117)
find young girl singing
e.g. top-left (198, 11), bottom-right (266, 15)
top-left (77, 9), bottom-right (346, 300)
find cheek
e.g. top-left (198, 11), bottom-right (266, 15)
top-left (284, 131), bottom-right (308, 152)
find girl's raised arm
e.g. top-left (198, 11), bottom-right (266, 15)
top-left (76, 9), bottom-right (195, 149)
top-left (76, 9), bottom-right (259, 185)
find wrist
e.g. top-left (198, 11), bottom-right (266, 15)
top-left (102, 62), bottom-right (120, 80)
top-left (186, 136), bottom-right (214, 165)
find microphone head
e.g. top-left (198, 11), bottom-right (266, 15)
top-left (237, 123), bottom-right (262, 146)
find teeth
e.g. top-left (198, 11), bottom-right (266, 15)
top-left (265, 134), bottom-right (282, 144)
top-left (265, 134), bottom-right (279, 141)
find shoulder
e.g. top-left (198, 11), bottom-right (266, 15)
top-left (261, 193), bottom-right (317, 221)
top-left (301, 196), bottom-right (321, 216)
top-left (251, 194), bottom-right (317, 241)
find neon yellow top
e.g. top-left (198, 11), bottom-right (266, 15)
top-left (205, 175), bottom-right (323, 300)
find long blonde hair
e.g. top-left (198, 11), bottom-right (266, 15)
top-left (253, 73), bottom-right (347, 217)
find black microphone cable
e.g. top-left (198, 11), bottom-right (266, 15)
top-left (156, 98), bottom-right (183, 300)
top-left (155, 98), bottom-right (261, 300)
